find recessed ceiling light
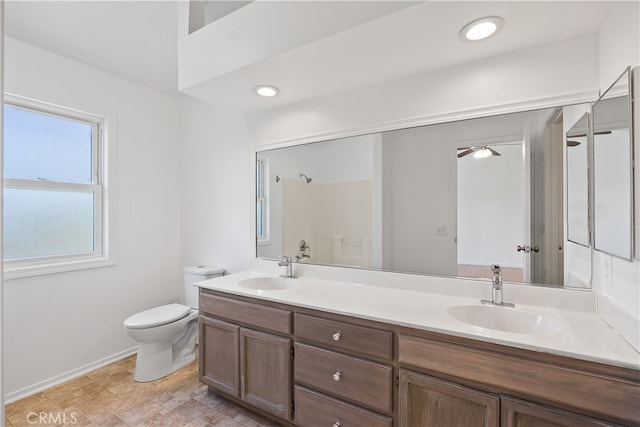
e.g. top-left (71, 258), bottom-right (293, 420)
top-left (254, 85), bottom-right (280, 97)
top-left (459, 16), bottom-right (504, 42)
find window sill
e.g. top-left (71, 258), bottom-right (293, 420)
top-left (4, 256), bottom-right (116, 280)
top-left (257, 239), bottom-right (272, 247)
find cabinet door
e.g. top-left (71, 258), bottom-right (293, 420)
top-left (399, 369), bottom-right (499, 427)
top-left (240, 328), bottom-right (292, 420)
top-left (501, 396), bottom-right (615, 427)
top-left (199, 316), bottom-right (240, 398)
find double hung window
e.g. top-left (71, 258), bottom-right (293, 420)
top-left (3, 97), bottom-right (107, 277)
top-left (256, 156), bottom-right (269, 243)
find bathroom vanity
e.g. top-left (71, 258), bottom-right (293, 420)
top-left (197, 272), bottom-right (640, 427)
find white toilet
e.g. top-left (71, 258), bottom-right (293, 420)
top-left (123, 265), bottom-right (224, 382)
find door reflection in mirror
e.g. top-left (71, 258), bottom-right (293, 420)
top-left (457, 143), bottom-right (525, 282)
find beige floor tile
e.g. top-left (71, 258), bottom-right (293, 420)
top-left (5, 357), bottom-right (273, 427)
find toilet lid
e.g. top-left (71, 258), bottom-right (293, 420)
top-left (124, 303), bottom-right (192, 329)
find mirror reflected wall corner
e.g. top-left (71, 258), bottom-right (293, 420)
top-left (256, 101), bottom-right (613, 289)
top-left (565, 106), bottom-right (593, 288)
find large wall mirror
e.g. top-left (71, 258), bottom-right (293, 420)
top-left (592, 67), bottom-right (635, 261)
top-left (256, 104), bottom-right (600, 289)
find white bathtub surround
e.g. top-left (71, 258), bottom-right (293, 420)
top-left (199, 263), bottom-right (639, 370)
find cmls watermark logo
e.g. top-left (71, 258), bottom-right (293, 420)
top-left (27, 411), bottom-right (78, 425)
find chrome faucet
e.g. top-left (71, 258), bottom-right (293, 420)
top-left (278, 256), bottom-right (297, 278)
top-left (481, 264), bottom-right (514, 307)
top-left (298, 240), bottom-right (311, 261)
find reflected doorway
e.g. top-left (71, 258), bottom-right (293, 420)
top-left (456, 142), bottom-right (526, 282)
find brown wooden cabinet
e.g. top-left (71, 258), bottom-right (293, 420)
top-left (398, 370), bottom-right (619, 427)
top-left (295, 385), bottom-right (392, 427)
top-left (399, 369), bottom-right (499, 427)
top-left (501, 396), bottom-right (617, 427)
top-left (199, 288), bottom-right (639, 427)
top-left (199, 291), bottom-right (293, 422)
top-left (293, 314), bottom-right (394, 426)
top-left (398, 333), bottom-right (637, 426)
top-left (240, 328), bottom-right (292, 420)
top-left (199, 316), bottom-right (240, 398)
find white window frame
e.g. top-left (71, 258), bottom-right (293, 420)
top-left (3, 94), bottom-right (114, 279)
top-left (256, 156), bottom-right (270, 245)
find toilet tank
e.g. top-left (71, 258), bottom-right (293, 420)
top-left (184, 266), bottom-right (224, 308)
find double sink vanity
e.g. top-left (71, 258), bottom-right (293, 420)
top-left (196, 268), bottom-right (640, 427)
top-left (197, 67), bottom-right (640, 426)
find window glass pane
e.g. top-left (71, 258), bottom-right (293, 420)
top-left (256, 200), bottom-right (263, 237)
top-left (256, 160), bottom-right (263, 197)
top-left (3, 105), bottom-right (93, 183)
top-left (3, 188), bottom-right (95, 259)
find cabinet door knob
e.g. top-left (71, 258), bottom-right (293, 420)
top-left (332, 332), bottom-right (341, 341)
top-left (333, 422), bottom-right (341, 427)
top-left (332, 371), bottom-right (341, 381)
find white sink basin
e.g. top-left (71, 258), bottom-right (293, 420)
top-left (238, 277), bottom-right (294, 291)
top-left (447, 304), bottom-right (559, 334)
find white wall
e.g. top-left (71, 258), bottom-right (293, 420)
top-left (3, 38), bottom-right (182, 400)
top-left (246, 34), bottom-right (599, 146)
top-left (178, 95), bottom-right (253, 274)
top-left (592, 1), bottom-right (640, 319)
top-left (381, 125), bottom-right (457, 275)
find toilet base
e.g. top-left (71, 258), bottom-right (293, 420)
top-left (133, 320), bottom-right (198, 382)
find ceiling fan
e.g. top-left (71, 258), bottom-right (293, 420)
top-left (565, 130), bottom-right (611, 147)
top-left (457, 145), bottom-right (502, 159)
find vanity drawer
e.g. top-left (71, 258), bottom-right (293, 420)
top-left (295, 386), bottom-right (392, 427)
top-left (294, 343), bottom-right (393, 414)
top-left (295, 313), bottom-right (393, 360)
top-left (199, 291), bottom-right (291, 334)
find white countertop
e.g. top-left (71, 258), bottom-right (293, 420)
top-left (197, 269), bottom-right (640, 370)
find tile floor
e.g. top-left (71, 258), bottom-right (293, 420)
top-left (4, 355), bottom-right (277, 427)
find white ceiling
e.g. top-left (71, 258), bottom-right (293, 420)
top-left (5, 1), bottom-right (615, 112)
top-left (5, 0), bottom-right (179, 96)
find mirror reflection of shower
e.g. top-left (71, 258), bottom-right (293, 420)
top-left (299, 173), bottom-right (312, 183)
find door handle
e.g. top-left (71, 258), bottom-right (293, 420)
top-left (517, 245), bottom-right (540, 253)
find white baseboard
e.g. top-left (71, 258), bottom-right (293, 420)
top-left (4, 347), bottom-right (138, 404)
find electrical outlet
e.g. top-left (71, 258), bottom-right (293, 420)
top-left (436, 225), bottom-right (448, 236)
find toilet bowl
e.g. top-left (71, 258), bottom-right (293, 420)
top-left (123, 266), bottom-right (223, 382)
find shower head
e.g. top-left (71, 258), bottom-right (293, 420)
top-left (299, 173), bottom-right (312, 183)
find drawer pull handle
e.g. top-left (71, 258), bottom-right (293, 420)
top-left (332, 371), bottom-right (341, 381)
top-left (333, 423), bottom-right (341, 427)
top-left (332, 332), bottom-right (341, 341)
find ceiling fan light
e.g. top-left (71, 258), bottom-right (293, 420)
top-left (473, 148), bottom-right (492, 159)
